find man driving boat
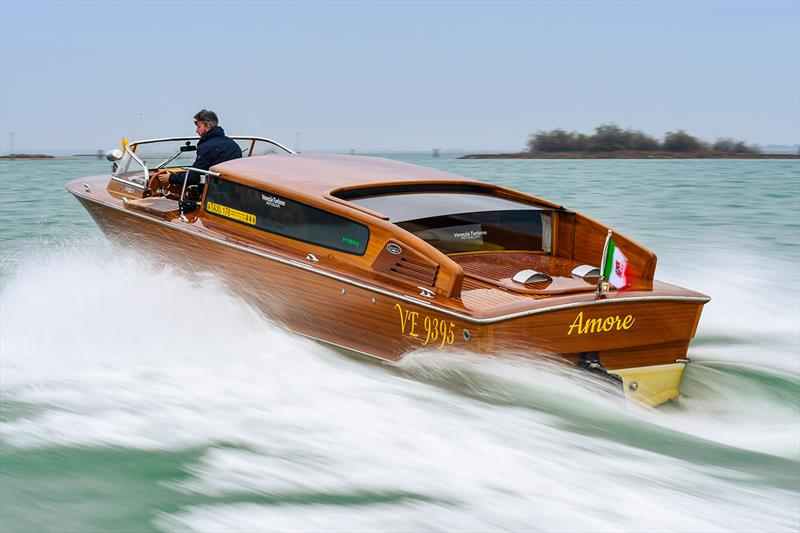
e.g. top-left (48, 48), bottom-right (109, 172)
top-left (153, 109), bottom-right (241, 188)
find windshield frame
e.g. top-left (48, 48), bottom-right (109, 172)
top-left (111, 136), bottom-right (294, 189)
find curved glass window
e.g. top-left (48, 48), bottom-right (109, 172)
top-left (350, 191), bottom-right (552, 254)
top-left (398, 209), bottom-right (552, 254)
top-left (205, 177), bottom-right (369, 255)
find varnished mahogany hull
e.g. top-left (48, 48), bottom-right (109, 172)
top-left (76, 196), bottom-right (705, 372)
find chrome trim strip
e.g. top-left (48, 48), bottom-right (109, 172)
top-left (68, 189), bottom-right (711, 325)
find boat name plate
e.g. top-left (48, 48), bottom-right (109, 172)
top-left (394, 303), bottom-right (456, 349)
top-left (567, 311), bottom-right (635, 336)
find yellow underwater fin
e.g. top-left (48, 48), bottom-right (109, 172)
top-left (612, 362), bottom-right (688, 407)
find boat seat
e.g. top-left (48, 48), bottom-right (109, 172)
top-left (123, 196), bottom-right (181, 219)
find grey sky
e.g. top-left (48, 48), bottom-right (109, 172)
top-left (1, 0), bottom-right (798, 153)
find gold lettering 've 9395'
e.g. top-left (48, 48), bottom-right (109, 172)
top-left (394, 303), bottom-right (455, 348)
top-left (567, 311), bottom-right (635, 335)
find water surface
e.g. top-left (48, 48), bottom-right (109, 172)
top-left (1, 154), bottom-right (798, 531)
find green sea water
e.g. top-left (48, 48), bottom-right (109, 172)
top-left (1, 154), bottom-right (798, 532)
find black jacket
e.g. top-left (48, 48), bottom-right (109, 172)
top-left (169, 126), bottom-right (242, 186)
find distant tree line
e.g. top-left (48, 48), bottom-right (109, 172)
top-left (527, 124), bottom-right (760, 153)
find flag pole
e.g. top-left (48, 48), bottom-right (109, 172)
top-left (597, 230), bottom-right (612, 295)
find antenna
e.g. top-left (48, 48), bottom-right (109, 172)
top-left (131, 112), bottom-right (144, 139)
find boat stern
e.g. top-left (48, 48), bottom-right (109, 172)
top-left (483, 289), bottom-right (709, 406)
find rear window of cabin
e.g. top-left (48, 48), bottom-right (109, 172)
top-left (204, 177), bottom-right (369, 255)
top-left (348, 191), bottom-right (552, 254)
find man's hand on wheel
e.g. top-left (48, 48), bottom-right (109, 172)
top-left (155, 171), bottom-right (170, 186)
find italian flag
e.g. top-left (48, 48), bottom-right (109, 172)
top-left (601, 234), bottom-right (629, 289)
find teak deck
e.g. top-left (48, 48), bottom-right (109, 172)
top-left (67, 147), bottom-right (710, 406)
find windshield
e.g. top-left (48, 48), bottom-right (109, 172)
top-left (135, 140), bottom-right (200, 168)
top-left (111, 136), bottom-right (292, 183)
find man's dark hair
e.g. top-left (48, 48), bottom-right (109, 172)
top-left (193, 109), bottom-right (219, 127)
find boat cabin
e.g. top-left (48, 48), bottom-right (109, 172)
top-left (107, 138), bottom-right (656, 306)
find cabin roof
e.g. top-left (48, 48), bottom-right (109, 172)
top-left (212, 153), bottom-right (479, 199)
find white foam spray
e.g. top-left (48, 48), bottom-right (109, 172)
top-left (1, 245), bottom-right (798, 532)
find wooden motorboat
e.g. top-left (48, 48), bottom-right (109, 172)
top-left (66, 136), bottom-right (710, 406)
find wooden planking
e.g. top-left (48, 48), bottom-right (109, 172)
top-left (459, 277), bottom-right (530, 312)
top-left (453, 252), bottom-right (578, 279)
top-left (460, 288), bottom-right (530, 312)
top-left (452, 252), bottom-right (598, 295)
top-left (600, 340), bottom-right (690, 370)
top-left (489, 300), bottom-right (704, 368)
top-left (554, 211), bottom-right (576, 261)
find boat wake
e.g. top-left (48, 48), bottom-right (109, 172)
top-left (1, 244), bottom-right (798, 532)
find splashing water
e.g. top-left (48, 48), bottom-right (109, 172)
top-left (1, 243), bottom-right (797, 532)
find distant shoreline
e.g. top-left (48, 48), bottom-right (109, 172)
top-left (460, 151), bottom-right (800, 159)
top-left (0, 154), bottom-right (55, 160)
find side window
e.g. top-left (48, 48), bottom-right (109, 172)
top-left (205, 177), bottom-right (369, 255)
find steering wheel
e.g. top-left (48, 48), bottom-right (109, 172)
top-left (147, 172), bottom-right (167, 197)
